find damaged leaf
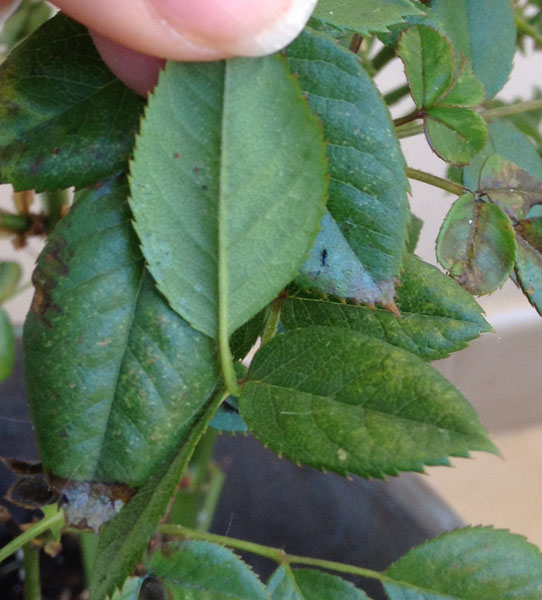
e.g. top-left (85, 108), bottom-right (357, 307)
top-left (23, 176), bottom-right (218, 495)
top-left (0, 14), bottom-right (144, 191)
top-left (288, 29), bottom-right (410, 306)
top-left (437, 193), bottom-right (516, 295)
top-left (514, 218), bottom-right (542, 315)
top-left (239, 327), bottom-right (497, 479)
top-left (129, 55), bottom-right (327, 340)
top-left (284, 254), bottom-right (491, 361)
top-left (479, 154), bottom-right (542, 221)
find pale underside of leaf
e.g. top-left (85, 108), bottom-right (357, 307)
top-left (129, 55), bottom-right (327, 341)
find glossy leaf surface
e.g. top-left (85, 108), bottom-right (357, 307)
top-left (437, 193), bottom-right (516, 295)
top-left (0, 308), bottom-right (15, 381)
top-left (313, 0), bottom-right (422, 34)
top-left (89, 395), bottom-right (223, 600)
top-left (515, 218), bottom-right (542, 315)
top-left (479, 154), bottom-right (542, 221)
top-left (288, 29), bottom-right (410, 305)
top-left (147, 541), bottom-right (267, 600)
top-left (0, 261), bottom-right (22, 303)
top-left (268, 567), bottom-right (370, 599)
top-left (23, 176), bottom-right (218, 487)
top-left (284, 255), bottom-right (490, 361)
top-left (431, 0), bottom-right (516, 99)
top-left (384, 527), bottom-right (542, 599)
top-left (130, 56), bottom-right (327, 340)
top-left (240, 327), bottom-right (497, 479)
top-left (0, 14), bottom-right (144, 191)
top-left (463, 122), bottom-right (542, 191)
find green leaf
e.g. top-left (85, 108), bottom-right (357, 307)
top-left (437, 193), bottom-right (516, 295)
top-left (0, 308), bottom-right (15, 381)
top-left (129, 56), bottom-right (327, 342)
top-left (89, 393), bottom-right (223, 600)
top-left (406, 215), bottom-right (423, 253)
top-left (425, 106), bottom-right (487, 165)
top-left (397, 25), bottom-right (487, 164)
top-left (398, 25), bottom-right (456, 109)
top-left (268, 566), bottom-right (370, 599)
top-left (210, 397), bottom-right (248, 434)
top-left (0, 0), bottom-right (51, 51)
top-left (146, 541), bottom-right (267, 600)
top-left (0, 261), bottom-right (22, 303)
top-left (108, 577), bottom-right (144, 600)
top-left (313, 0), bottom-right (423, 34)
top-left (239, 327), bottom-right (497, 479)
top-left (23, 175), bottom-right (218, 492)
top-left (463, 122), bottom-right (542, 191)
top-left (384, 527), bottom-right (542, 599)
top-left (479, 154), bottom-right (542, 221)
top-left (0, 14), bottom-right (144, 191)
top-left (288, 29), bottom-right (410, 305)
top-left (283, 254), bottom-right (491, 361)
top-left (514, 218), bottom-right (542, 316)
top-left (431, 0), bottom-right (516, 99)
top-left (230, 306), bottom-right (270, 361)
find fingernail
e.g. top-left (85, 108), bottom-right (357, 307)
top-left (147, 0), bottom-right (318, 56)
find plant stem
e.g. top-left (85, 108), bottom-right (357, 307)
top-left (42, 189), bottom-right (68, 233)
top-left (383, 84), bottom-right (410, 106)
top-left (394, 109), bottom-right (422, 127)
top-left (371, 45), bottom-right (396, 71)
top-left (261, 296), bottom-right (284, 346)
top-left (349, 33), bottom-right (362, 54)
top-left (396, 120), bottom-right (424, 139)
top-left (405, 167), bottom-right (465, 196)
top-left (157, 524), bottom-right (391, 585)
top-left (197, 462), bottom-right (225, 532)
top-left (515, 11), bottom-right (542, 47)
top-left (22, 544), bottom-right (41, 600)
top-left (0, 212), bottom-right (31, 232)
top-left (0, 510), bottom-right (65, 564)
top-left (482, 98), bottom-right (542, 121)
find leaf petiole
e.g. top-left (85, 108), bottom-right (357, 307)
top-left (405, 167), bottom-right (466, 196)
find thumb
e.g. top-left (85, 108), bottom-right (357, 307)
top-left (51, 0), bottom-right (318, 61)
top-left (0, 0), bottom-right (20, 24)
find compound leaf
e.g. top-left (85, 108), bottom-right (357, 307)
top-left (23, 176), bottom-right (218, 494)
top-left (129, 56), bottom-right (326, 341)
top-left (268, 566), bottom-right (370, 599)
top-left (514, 218), bottom-right (542, 316)
top-left (313, 0), bottom-right (423, 34)
top-left (479, 154), bottom-right (542, 221)
top-left (89, 395), bottom-right (223, 600)
top-left (437, 193), bottom-right (515, 295)
top-left (431, 0), bottom-right (515, 99)
top-left (284, 254), bottom-right (490, 361)
top-left (239, 327), bottom-right (497, 479)
top-left (146, 541), bottom-right (267, 600)
top-left (0, 14), bottom-right (144, 191)
top-left (384, 527), bottom-right (542, 599)
top-left (288, 29), bottom-right (410, 306)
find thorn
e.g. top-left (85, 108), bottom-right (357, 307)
top-left (384, 301), bottom-right (401, 317)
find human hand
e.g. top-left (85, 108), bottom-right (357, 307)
top-left (46, 0), bottom-right (318, 95)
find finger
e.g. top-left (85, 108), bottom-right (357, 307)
top-left (90, 32), bottom-right (165, 96)
top-left (50, 0), bottom-right (317, 61)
